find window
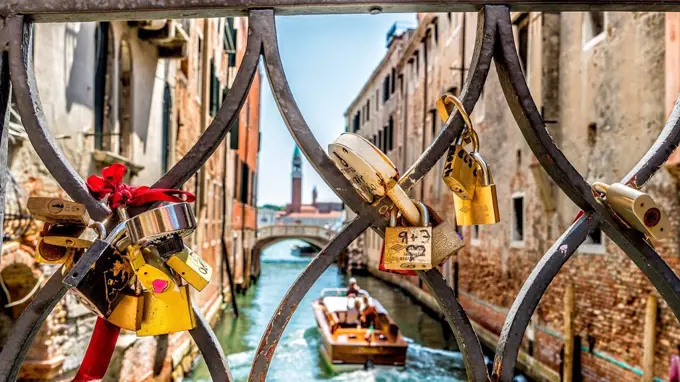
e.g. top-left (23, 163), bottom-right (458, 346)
top-left (580, 227), bottom-right (605, 253)
top-left (372, 135), bottom-right (377, 145)
top-left (415, 50), bottom-right (420, 74)
top-left (196, 35), bottom-right (203, 98)
top-left (382, 76), bottom-right (390, 103)
top-left (353, 113), bottom-right (360, 132)
top-left (230, 117), bottom-right (240, 149)
top-left (378, 130), bottom-right (383, 152)
top-left (390, 67), bottom-right (396, 94)
top-left (471, 225), bottom-right (480, 246)
top-left (366, 100), bottom-right (370, 121)
top-left (434, 20), bottom-right (439, 44)
top-left (514, 14), bottom-right (529, 75)
top-left (387, 117), bottom-right (394, 151)
top-left (583, 12), bottom-right (605, 47)
top-left (209, 58), bottom-right (220, 117)
top-left (240, 162), bottom-right (249, 204)
top-left (430, 109), bottom-right (438, 140)
top-left (511, 193), bottom-right (525, 243)
top-left (375, 90), bottom-right (379, 110)
top-left (118, 39), bottom-right (133, 158)
top-left (587, 122), bottom-right (597, 146)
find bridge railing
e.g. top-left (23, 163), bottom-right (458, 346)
top-left (0, 2), bottom-right (679, 382)
top-left (257, 224), bottom-right (337, 241)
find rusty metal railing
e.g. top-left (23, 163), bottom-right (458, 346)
top-left (0, 3), bottom-right (679, 382)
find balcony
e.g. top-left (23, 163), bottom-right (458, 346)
top-left (133, 20), bottom-right (189, 59)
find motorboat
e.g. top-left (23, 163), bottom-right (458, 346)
top-left (312, 288), bottom-right (408, 371)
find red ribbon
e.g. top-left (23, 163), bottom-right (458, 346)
top-left (72, 318), bottom-right (120, 381)
top-left (86, 163), bottom-right (195, 209)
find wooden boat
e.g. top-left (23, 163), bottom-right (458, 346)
top-left (312, 288), bottom-right (408, 371)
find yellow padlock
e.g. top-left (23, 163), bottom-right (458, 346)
top-left (166, 246), bottom-right (213, 292)
top-left (454, 152), bottom-right (500, 225)
top-left (128, 245), bottom-right (177, 294)
top-left (137, 285), bottom-right (196, 336)
top-left (107, 293), bottom-right (144, 331)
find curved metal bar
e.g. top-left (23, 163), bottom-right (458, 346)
top-left (151, 19), bottom-right (262, 191)
top-left (491, 10), bottom-right (680, 381)
top-left (419, 269), bottom-right (489, 381)
top-left (249, 215), bottom-right (372, 380)
top-left (189, 305), bottom-right (233, 381)
top-left (0, 269), bottom-right (68, 381)
top-left (6, 15), bottom-right (109, 221)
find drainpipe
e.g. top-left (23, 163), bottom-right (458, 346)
top-left (240, 100), bottom-right (250, 292)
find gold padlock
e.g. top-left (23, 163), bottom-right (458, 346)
top-left (137, 285), bottom-right (196, 336)
top-left (36, 224), bottom-right (85, 264)
top-left (592, 182), bottom-right (670, 240)
top-left (26, 197), bottom-right (90, 226)
top-left (428, 205), bottom-right (465, 267)
top-left (383, 201), bottom-right (433, 271)
top-left (437, 95), bottom-right (481, 200)
top-left (107, 293), bottom-right (144, 331)
top-left (455, 152), bottom-right (500, 225)
top-left (128, 245), bottom-right (177, 295)
top-left (166, 246), bottom-right (212, 292)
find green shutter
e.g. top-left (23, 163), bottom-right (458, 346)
top-left (230, 117), bottom-right (239, 149)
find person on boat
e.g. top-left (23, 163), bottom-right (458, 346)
top-left (346, 278), bottom-right (361, 297)
top-left (361, 295), bottom-right (378, 329)
top-left (345, 298), bottom-right (362, 328)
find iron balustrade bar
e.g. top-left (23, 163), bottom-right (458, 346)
top-left (5, 0), bottom-right (680, 22)
top-left (0, 2), bottom-right (679, 382)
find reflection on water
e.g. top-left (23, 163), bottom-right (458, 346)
top-left (189, 240), bottom-right (473, 381)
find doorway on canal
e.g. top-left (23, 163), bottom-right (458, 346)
top-left (190, 239), bottom-right (527, 381)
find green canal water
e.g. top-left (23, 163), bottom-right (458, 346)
top-left (189, 240), bottom-right (504, 381)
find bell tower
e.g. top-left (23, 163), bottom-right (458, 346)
top-left (291, 145), bottom-right (302, 213)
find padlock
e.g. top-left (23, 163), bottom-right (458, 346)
top-left (128, 245), bottom-right (177, 295)
top-left (592, 182), bottom-right (670, 240)
top-left (41, 224), bottom-right (92, 248)
top-left (107, 293), bottom-right (144, 331)
top-left (454, 152), bottom-right (500, 225)
top-left (383, 201), bottom-right (432, 271)
top-left (427, 204), bottom-right (465, 266)
top-left (442, 134), bottom-right (481, 200)
top-left (436, 95), bottom-right (481, 200)
top-left (69, 222), bottom-right (134, 318)
top-left (26, 197), bottom-right (90, 226)
top-left (158, 237), bottom-right (212, 291)
top-left (137, 285), bottom-right (196, 336)
top-left (125, 202), bottom-right (196, 246)
top-left (329, 133), bottom-right (420, 225)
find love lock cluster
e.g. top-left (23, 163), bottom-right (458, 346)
top-left (327, 96), bottom-right (510, 274)
top-left (27, 190), bottom-right (212, 337)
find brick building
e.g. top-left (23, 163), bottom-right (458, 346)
top-left (0, 16), bottom-right (260, 381)
top-left (346, 11), bottom-right (680, 381)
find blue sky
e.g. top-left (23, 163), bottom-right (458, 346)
top-left (257, 14), bottom-right (417, 207)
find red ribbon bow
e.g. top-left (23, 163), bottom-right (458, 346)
top-left (86, 163), bottom-right (195, 209)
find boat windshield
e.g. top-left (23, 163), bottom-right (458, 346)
top-left (320, 288), bottom-right (370, 299)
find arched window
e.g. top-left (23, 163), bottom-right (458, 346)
top-left (118, 39), bottom-right (133, 158)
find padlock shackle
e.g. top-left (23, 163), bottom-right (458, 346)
top-left (591, 182), bottom-right (610, 196)
top-left (386, 185), bottom-right (421, 226)
top-left (439, 95), bottom-right (478, 150)
top-left (470, 152), bottom-right (491, 184)
top-left (388, 199), bottom-right (430, 227)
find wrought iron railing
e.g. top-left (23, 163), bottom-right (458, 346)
top-left (0, 2), bottom-right (679, 382)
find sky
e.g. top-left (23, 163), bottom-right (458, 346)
top-left (257, 13), bottom-right (417, 207)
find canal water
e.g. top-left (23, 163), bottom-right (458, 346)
top-left (189, 240), bottom-right (483, 381)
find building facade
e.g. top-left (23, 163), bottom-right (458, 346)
top-left (346, 12), bottom-right (680, 381)
top-left (0, 16), bottom-right (260, 381)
